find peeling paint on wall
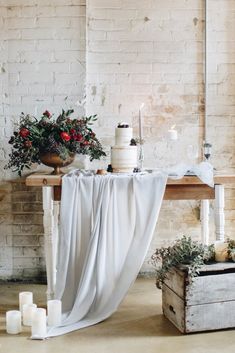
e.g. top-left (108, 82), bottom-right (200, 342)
top-left (144, 17), bottom-right (150, 22)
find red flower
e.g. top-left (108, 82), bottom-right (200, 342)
top-left (43, 110), bottom-right (51, 118)
top-left (83, 140), bottom-right (90, 146)
top-left (60, 132), bottom-right (71, 141)
top-left (19, 128), bottom-right (30, 138)
top-left (75, 133), bottom-right (83, 142)
top-left (70, 129), bottom-right (76, 135)
top-left (24, 140), bottom-right (32, 148)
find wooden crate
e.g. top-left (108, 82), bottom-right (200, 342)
top-left (162, 262), bottom-right (235, 333)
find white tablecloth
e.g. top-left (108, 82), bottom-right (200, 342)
top-left (47, 170), bottom-right (167, 337)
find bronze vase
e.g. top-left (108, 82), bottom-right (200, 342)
top-left (39, 152), bottom-right (75, 175)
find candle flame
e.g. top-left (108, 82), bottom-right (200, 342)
top-left (171, 124), bottom-right (176, 129)
top-left (140, 103), bottom-right (145, 110)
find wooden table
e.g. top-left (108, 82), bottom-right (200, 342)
top-left (26, 172), bottom-right (235, 299)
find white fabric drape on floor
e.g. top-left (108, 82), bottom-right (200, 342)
top-left (47, 170), bottom-right (167, 337)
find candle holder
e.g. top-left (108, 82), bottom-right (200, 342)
top-left (203, 142), bottom-right (212, 161)
top-left (138, 142), bottom-right (144, 171)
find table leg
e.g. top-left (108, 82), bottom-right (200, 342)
top-left (42, 187), bottom-right (60, 300)
top-left (214, 184), bottom-right (225, 241)
top-left (52, 200), bottom-right (60, 282)
top-left (200, 200), bottom-right (210, 245)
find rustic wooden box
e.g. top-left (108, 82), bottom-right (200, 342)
top-left (162, 262), bottom-right (235, 333)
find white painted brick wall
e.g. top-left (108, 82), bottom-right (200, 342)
top-left (1, 0), bottom-right (235, 279)
top-left (0, 0), bottom-right (86, 280)
top-left (86, 0), bottom-right (235, 273)
top-left (0, 1), bottom-right (86, 179)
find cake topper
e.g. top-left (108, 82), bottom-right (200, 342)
top-left (117, 122), bottom-right (129, 128)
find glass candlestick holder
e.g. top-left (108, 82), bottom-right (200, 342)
top-left (138, 144), bottom-right (144, 171)
top-left (203, 142), bottom-right (212, 161)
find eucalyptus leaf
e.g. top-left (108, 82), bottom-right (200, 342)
top-left (151, 236), bottom-right (215, 289)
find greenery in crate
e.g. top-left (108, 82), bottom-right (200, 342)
top-left (5, 109), bottom-right (106, 176)
top-left (151, 236), bottom-right (215, 289)
top-left (226, 238), bottom-right (235, 260)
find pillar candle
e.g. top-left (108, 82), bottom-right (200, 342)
top-left (6, 310), bottom-right (22, 334)
top-left (168, 125), bottom-right (178, 140)
top-left (19, 291), bottom-right (33, 313)
top-left (23, 303), bottom-right (37, 326)
top-left (47, 300), bottom-right (62, 326)
top-left (31, 308), bottom-right (47, 339)
top-left (214, 241), bottom-right (229, 262)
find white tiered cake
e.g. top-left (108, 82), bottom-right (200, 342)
top-left (111, 123), bottom-right (138, 173)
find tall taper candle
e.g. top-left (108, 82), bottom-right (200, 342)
top-left (138, 103), bottom-right (145, 144)
top-left (138, 103), bottom-right (145, 171)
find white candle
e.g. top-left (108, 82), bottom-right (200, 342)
top-left (214, 241), bottom-right (229, 262)
top-left (6, 310), bottom-right (22, 334)
top-left (23, 303), bottom-right (37, 326)
top-left (31, 308), bottom-right (47, 339)
top-left (138, 103), bottom-right (145, 144)
top-left (19, 291), bottom-right (33, 313)
top-left (168, 125), bottom-right (178, 140)
top-left (47, 300), bottom-right (62, 326)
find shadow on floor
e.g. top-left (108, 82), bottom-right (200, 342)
top-left (75, 314), bottom-right (181, 338)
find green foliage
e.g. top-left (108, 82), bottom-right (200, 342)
top-left (151, 236), bottom-right (215, 289)
top-left (226, 238), bottom-right (235, 259)
top-left (5, 110), bottom-right (106, 176)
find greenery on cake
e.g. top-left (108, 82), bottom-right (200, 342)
top-left (151, 236), bottom-right (215, 289)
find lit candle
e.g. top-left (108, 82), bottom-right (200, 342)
top-left (19, 292), bottom-right (33, 313)
top-left (47, 300), bottom-right (62, 326)
top-left (6, 310), bottom-right (22, 334)
top-left (168, 125), bottom-right (178, 140)
top-left (214, 241), bottom-right (229, 262)
top-left (23, 303), bottom-right (37, 326)
top-left (138, 103), bottom-right (145, 144)
top-left (31, 308), bottom-right (47, 339)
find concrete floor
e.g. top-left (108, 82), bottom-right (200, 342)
top-left (1, 278), bottom-right (235, 353)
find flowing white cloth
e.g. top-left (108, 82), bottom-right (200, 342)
top-left (47, 170), bottom-right (167, 337)
top-left (166, 161), bottom-right (214, 187)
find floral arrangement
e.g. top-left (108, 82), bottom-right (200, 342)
top-left (151, 236), bottom-right (215, 289)
top-left (5, 109), bottom-right (106, 176)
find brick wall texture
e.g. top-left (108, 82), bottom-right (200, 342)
top-left (1, 0), bottom-right (235, 279)
top-left (0, 0), bottom-right (86, 280)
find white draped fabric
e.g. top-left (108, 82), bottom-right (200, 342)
top-left (47, 170), bottom-right (167, 337)
top-left (166, 161), bottom-right (214, 187)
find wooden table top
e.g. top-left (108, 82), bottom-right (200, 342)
top-left (25, 172), bottom-right (235, 187)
